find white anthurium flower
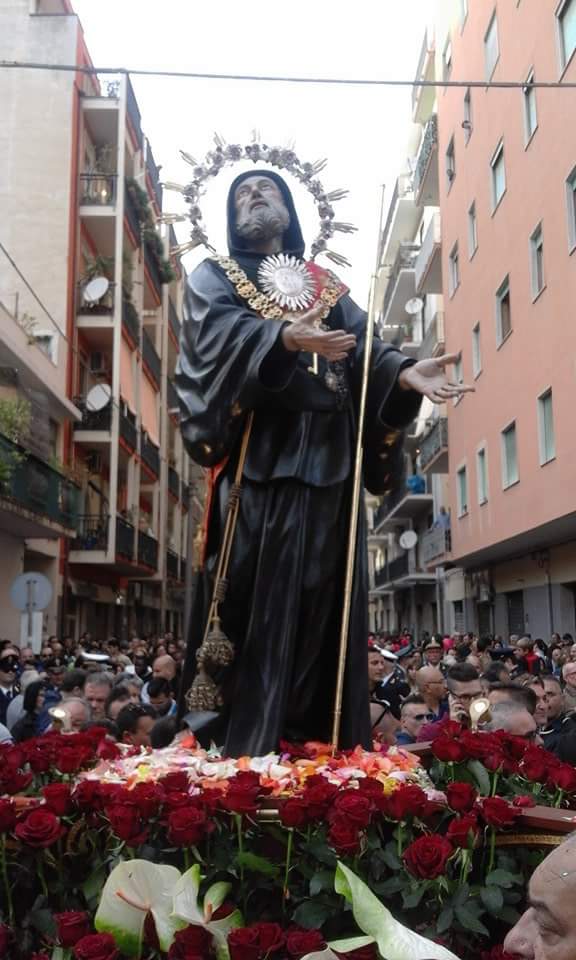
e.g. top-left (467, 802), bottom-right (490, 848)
top-left (172, 864), bottom-right (243, 960)
top-left (94, 860), bottom-right (185, 957)
top-left (301, 937), bottom-right (376, 960)
top-left (334, 862), bottom-right (462, 960)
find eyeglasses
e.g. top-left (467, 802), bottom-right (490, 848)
top-left (410, 713), bottom-right (435, 722)
top-left (0, 658), bottom-right (18, 670)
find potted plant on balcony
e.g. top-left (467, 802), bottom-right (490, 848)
top-left (0, 397), bottom-right (31, 490)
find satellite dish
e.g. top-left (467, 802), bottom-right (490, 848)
top-left (10, 572), bottom-right (53, 612)
top-left (399, 530), bottom-right (419, 550)
top-left (405, 297), bottom-right (424, 316)
top-left (86, 383), bottom-right (111, 412)
top-left (83, 276), bottom-right (109, 304)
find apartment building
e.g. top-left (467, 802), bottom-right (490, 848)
top-left (0, 0), bottom-right (198, 643)
top-left (418, 0), bottom-right (576, 638)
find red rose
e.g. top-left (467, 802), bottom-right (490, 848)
top-left (548, 763), bottom-right (576, 793)
top-left (446, 782), bottom-right (477, 814)
top-left (168, 924), bottom-right (215, 959)
top-left (15, 808), bottom-right (64, 848)
top-left (105, 802), bottom-right (148, 846)
top-left (356, 778), bottom-right (385, 799)
top-left (279, 797), bottom-right (310, 829)
top-left (335, 946), bottom-right (378, 960)
top-left (228, 922), bottom-right (285, 960)
top-left (512, 795), bottom-right (536, 808)
top-left (520, 747), bottom-right (549, 783)
top-left (167, 807), bottom-right (209, 846)
top-left (328, 816), bottom-right (361, 855)
top-left (403, 834), bottom-right (453, 879)
top-left (31, 954), bottom-right (51, 960)
top-left (43, 783), bottom-right (74, 817)
top-left (302, 777), bottom-right (339, 819)
top-left (73, 780), bottom-right (105, 812)
top-left (481, 947), bottom-right (515, 960)
top-left (477, 797), bottom-right (518, 829)
top-left (57, 746), bottom-right (93, 775)
top-left (73, 933), bottom-right (120, 960)
top-left (286, 928), bottom-right (326, 958)
top-left (221, 772), bottom-right (262, 815)
top-left (0, 924), bottom-right (11, 955)
top-left (0, 770), bottom-right (33, 795)
top-left (0, 799), bottom-right (15, 833)
top-left (129, 782), bottom-right (165, 819)
top-left (431, 736), bottom-right (468, 763)
top-left (97, 739), bottom-right (121, 761)
top-left (446, 814), bottom-right (480, 848)
top-left (55, 911), bottom-right (91, 947)
top-left (163, 791), bottom-right (192, 813)
top-left (330, 791), bottom-right (372, 828)
top-left (159, 771), bottom-right (190, 792)
top-left (381, 785), bottom-right (430, 821)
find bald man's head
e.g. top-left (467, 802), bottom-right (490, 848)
top-left (152, 655), bottom-right (176, 681)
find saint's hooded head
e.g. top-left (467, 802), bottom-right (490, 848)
top-left (226, 169), bottom-right (305, 259)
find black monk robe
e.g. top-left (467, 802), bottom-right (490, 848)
top-left (175, 255), bottom-right (422, 758)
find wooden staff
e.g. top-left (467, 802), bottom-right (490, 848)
top-left (331, 186), bottom-right (386, 751)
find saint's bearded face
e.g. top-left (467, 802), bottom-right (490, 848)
top-left (234, 175), bottom-right (290, 244)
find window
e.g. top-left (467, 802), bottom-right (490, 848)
top-left (472, 323), bottom-right (482, 377)
top-left (468, 202), bottom-right (478, 256)
top-left (558, 0), bottom-right (576, 69)
top-left (449, 243), bottom-right (460, 295)
top-left (496, 276), bottom-right (512, 344)
top-left (477, 448), bottom-right (488, 504)
top-left (491, 141), bottom-right (506, 209)
top-left (446, 137), bottom-right (456, 189)
top-left (501, 422), bottom-right (519, 488)
top-left (463, 88), bottom-right (473, 142)
top-left (484, 12), bottom-right (500, 78)
top-left (443, 37), bottom-right (453, 80)
top-left (453, 353), bottom-right (463, 405)
top-left (538, 389), bottom-right (556, 464)
top-left (530, 224), bottom-right (545, 297)
top-left (457, 466), bottom-right (468, 516)
top-left (523, 70), bottom-right (538, 142)
top-left (566, 166), bottom-right (576, 249)
top-left (32, 330), bottom-right (58, 364)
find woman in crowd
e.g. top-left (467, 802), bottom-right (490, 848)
top-left (12, 681), bottom-right (46, 742)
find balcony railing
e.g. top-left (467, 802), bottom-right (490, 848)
top-left (166, 548), bottom-right (180, 579)
top-left (142, 328), bottom-right (161, 386)
top-left (0, 434), bottom-right (79, 533)
top-left (381, 242), bottom-right (420, 323)
top-left (124, 183), bottom-right (142, 243)
top-left (420, 418), bottom-right (449, 471)
top-left (75, 403), bottom-right (112, 432)
top-left (138, 530), bottom-right (158, 570)
top-left (77, 281), bottom-right (115, 315)
top-left (422, 525), bottom-right (451, 565)
top-left (168, 466), bottom-right (180, 499)
top-left (144, 243), bottom-right (162, 300)
top-left (413, 114), bottom-right (438, 200)
top-left (168, 298), bottom-right (181, 342)
top-left (126, 76), bottom-right (143, 149)
top-left (415, 212), bottom-right (442, 294)
top-left (122, 299), bottom-right (140, 345)
top-left (79, 173), bottom-right (117, 206)
top-left (73, 514), bottom-right (109, 551)
top-left (146, 142), bottom-right (163, 209)
top-left (167, 379), bottom-right (179, 418)
top-left (419, 311), bottom-right (445, 360)
top-left (375, 553), bottom-right (410, 587)
top-left (116, 515), bottom-right (135, 560)
top-left (141, 431), bottom-right (160, 477)
top-left (119, 407), bottom-right (137, 452)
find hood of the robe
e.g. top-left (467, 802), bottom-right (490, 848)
top-left (226, 169), bottom-right (305, 260)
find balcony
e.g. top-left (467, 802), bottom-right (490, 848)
top-left (75, 403), bottom-right (112, 433)
top-left (168, 298), bottom-right (181, 343)
top-left (141, 431), bottom-right (160, 478)
top-left (77, 282), bottom-right (115, 319)
top-left (126, 76), bottom-right (143, 150)
top-left (0, 434), bottom-right (79, 538)
top-left (168, 466), bottom-right (180, 500)
top-left (144, 243), bottom-right (162, 301)
top-left (415, 212), bottom-right (442, 295)
top-left (373, 474), bottom-right (433, 534)
top-left (166, 548), bottom-right (180, 580)
top-left (122, 300), bottom-right (140, 346)
top-left (373, 549), bottom-right (435, 591)
top-left (72, 514), bottom-right (109, 552)
top-left (146, 141), bottom-right (163, 210)
top-left (380, 242), bottom-right (420, 332)
top-left (420, 417), bottom-right (449, 474)
top-left (124, 182), bottom-right (142, 243)
top-left (412, 30), bottom-right (436, 124)
top-left (413, 115), bottom-right (439, 207)
top-left (421, 525), bottom-right (451, 567)
top-left (79, 173), bottom-right (117, 206)
top-left (138, 530), bottom-right (158, 570)
top-left (142, 328), bottom-right (161, 387)
top-left (419, 311), bottom-right (445, 360)
top-left (116, 515), bottom-right (135, 561)
top-left (119, 407), bottom-right (137, 452)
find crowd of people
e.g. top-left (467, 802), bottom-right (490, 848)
top-left (368, 630), bottom-right (576, 760)
top-left (0, 632), bottom-right (186, 748)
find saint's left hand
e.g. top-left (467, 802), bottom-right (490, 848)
top-left (397, 353), bottom-right (474, 403)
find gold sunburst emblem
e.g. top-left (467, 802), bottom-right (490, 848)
top-left (257, 254), bottom-right (316, 312)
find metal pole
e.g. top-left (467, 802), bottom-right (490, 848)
top-left (331, 186), bottom-right (386, 751)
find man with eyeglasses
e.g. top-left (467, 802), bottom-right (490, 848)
top-left (0, 649), bottom-right (20, 725)
top-left (417, 663), bottom-right (483, 741)
top-left (562, 662), bottom-right (576, 711)
top-left (395, 695), bottom-right (434, 746)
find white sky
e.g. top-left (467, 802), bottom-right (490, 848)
top-left (72, 0), bottom-right (430, 308)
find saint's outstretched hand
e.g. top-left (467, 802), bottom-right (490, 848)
top-left (397, 352), bottom-right (474, 403)
top-left (281, 304), bottom-right (357, 361)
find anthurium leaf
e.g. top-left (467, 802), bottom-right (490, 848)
top-left (300, 950), bottom-right (339, 960)
top-left (437, 906), bottom-right (454, 935)
top-left (235, 852), bottom-right (280, 878)
top-left (334, 862), bottom-right (461, 960)
top-left (310, 870), bottom-right (335, 897)
top-left (50, 949), bottom-right (66, 960)
top-left (95, 860), bottom-right (183, 957)
top-left (210, 909), bottom-right (244, 960)
top-left (292, 901), bottom-right (335, 929)
top-left (402, 886), bottom-right (427, 909)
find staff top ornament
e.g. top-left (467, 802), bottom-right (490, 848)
top-left (160, 132), bottom-right (357, 268)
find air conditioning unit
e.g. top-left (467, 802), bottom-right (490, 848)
top-left (86, 451), bottom-right (102, 473)
top-left (89, 351), bottom-right (108, 375)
